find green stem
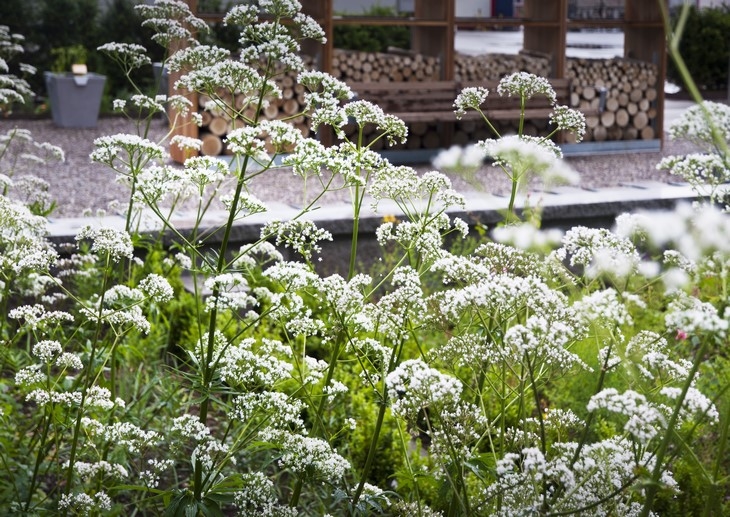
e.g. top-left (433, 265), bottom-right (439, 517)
top-left (349, 186), bottom-right (361, 281)
top-left (62, 257), bottom-right (113, 511)
top-left (639, 338), bottom-right (709, 517)
top-left (351, 338), bottom-right (405, 507)
top-left (25, 406), bottom-right (53, 512)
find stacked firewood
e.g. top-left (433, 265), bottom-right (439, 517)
top-left (331, 48), bottom-right (440, 83)
top-left (197, 58), bottom-right (314, 156)
top-left (454, 51), bottom-right (551, 82)
top-left (567, 57), bottom-right (659, 141)
top-left (193, 52), bottom-right (660, 155)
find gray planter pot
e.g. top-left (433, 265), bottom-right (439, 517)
top-left (152, 62), bottom-right (169, 97)
top-left (44, 72), bottom-right (106, 128)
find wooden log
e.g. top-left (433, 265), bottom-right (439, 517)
top-left (641, 125), bottom-right (655, 140)
top-left (208, 116), bottom-right (229, 136)
top-left (607, 125), bottom-right (623, 140)
top-left (410, 121), bottom-right (429, 136)
top-left (600, 110), bottom-right (615, 127)
top-left (633, 111), bottom-right (649, 130)
top-left (201, 133), bottom-right (223, 156)
top-left (593, 125), bottom-right (607, 142)
top-left (629, 88), bottom-right (643, 103)
top-left (282, 98), bottom-right (299, 116)
top-left (423, 131), bottom-right (441, 149)
top-left (624, 127), bottom-right (639, 140)
top-left (585, 115), bottom-right (600, 129)
top-left (605, 97), bottom-right (619, 112)
top-left (615, 108), bottom-right (630, 127)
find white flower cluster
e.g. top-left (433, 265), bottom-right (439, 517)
top-left (492, 222), bottom-right (563, 251)
top-left (139, 458), bottom-right (175, 489)
top-left (82, 418), bottom-right (160, 454)
top-left (262, 219), bottom-right (332, 261)
top-left (58, 491), bottom-right (112, 515)
top-left (625, 331), bottom-right (692, 382)
top-left (386, 359), bottom-right (463, 422)
top-left (659, 102), bottom-right (730, 208)
top-left (216, 337), bottom-right (293, 388)
top-left (664, 291), bottom-right (728, 338)
top-left (97, 42), bottom-right (151, 70)
top-left (0, 196), bottom-right (57, 276)
top-left (667, 101), bottom-right (730, 150)
top-left (72, 460), bottom-right (128, 481)
top-left (232, 471), bottom-right (297, 517)
top-left (297, 70), bottom-right (353, 130)
top-left (453, 86), bottom-right (489, 119)
top-left (549, 105), bottom-right (586, 141)
top-left (91, 134), bottom-right (165, 174)
top-left (274, 431), bottom-right (350, 480)
top-left (555, 225), bottom-right (640, 279)
top-left (8, 304), bottom-right (74, 330)
top-left (588, 388), bottom-right (666, 443)
top-left (233, 240), bottom-right (283, 268)
top-left (485, 438), bottom-right (673, 515)
top-left (572, 287), bottom-right (634, 327)
top-left (231, 391), bottom-right (304, 431)
top-left (479, 134), bottom-right (579, 188)
top-left (365, 266), bottom-right (426, 342)
top-left (204, 272), bottom-right (257, 312)
top-left (136, 0), bottom-right (209, 47)
top-left (344, 99), bottom-right (408, 146)
top-left (85, 385), bottom-right (125, 411)
top-left (497, 71), bottom-right (557, 104)
top-left (504, 310), bottom-right (589, 370)
top-left (138, 273), bottom-right (174, 303)
top-left (0, 26), bottom-right (33, 105)
top-left (76, 225), bottom-right (134, 262)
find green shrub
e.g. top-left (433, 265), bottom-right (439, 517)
top-left (334, 6), bottom-right (411, 52)
top-left (667, 5), bottom-right (730, 91)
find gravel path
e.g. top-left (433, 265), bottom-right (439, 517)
top-left (1, 115), bottom-right (699, 218)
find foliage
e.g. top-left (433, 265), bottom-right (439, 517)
top-left (1, 1), bottom-right (729, 516)
top-left (50, 45), bottom-right (87, 72)
top-left (333, 6), bottom-right (411, 53)
top-left (666, 5), bottom-right (730, 91)
top-left (0, 0), bottom-right (101, 96)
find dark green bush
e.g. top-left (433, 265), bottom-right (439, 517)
top-left (667, 6), bottom-right (730, 91)
top-left (333, 6), bottom-right (411, 53)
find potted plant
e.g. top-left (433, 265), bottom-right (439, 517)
top-left (44, 45), bottom-right (106, 128)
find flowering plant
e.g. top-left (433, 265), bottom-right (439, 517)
top-left (1, 1), bottom-right (729, 515)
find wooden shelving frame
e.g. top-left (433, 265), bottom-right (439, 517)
top-left (176, 0), bottom-right (668, 156)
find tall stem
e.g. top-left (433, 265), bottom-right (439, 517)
top-left (639, 338), bottom-right (709, 516)
top-left (62, 256), bottom-right (113, 514)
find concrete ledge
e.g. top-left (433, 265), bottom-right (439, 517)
top-left (45, 181), bottom-right (701, 276)
top-left (47, 181), bottom-right (699, 243)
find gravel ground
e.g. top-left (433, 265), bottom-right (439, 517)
top-left (1, 115), bottom-right (701, 218)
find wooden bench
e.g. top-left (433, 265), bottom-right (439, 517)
top-left (346, 77), bottom-right (577, 126)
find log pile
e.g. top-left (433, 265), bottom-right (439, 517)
top-left (331, 48), bottom-right (440, 83)
top-left (197, 58), bottom-right (314, 156)
top-left (567, 57), bottom-right (659, 141)
top-left (454, 51), bottom-right (551, 82)
top-left (192, 52), bottom-right (660, 156)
